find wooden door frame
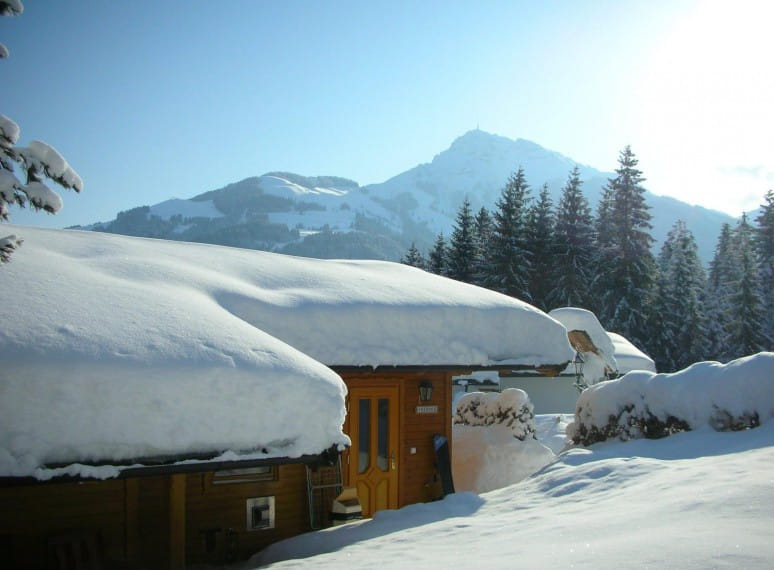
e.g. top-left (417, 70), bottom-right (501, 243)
top-left (343, 382), bottom-right (401, 516)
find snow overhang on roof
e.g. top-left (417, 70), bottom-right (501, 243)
top-left (607, 331), bottom-right (657, 373)
top-left (0, 226), bottom-right (574, 479)
top-left (548, 308), bottom-right (618, 373)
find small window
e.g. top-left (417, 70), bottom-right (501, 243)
top-left (246, 496), bottom-right (275, 531)
top-left (213, 465), bottom-right (277, 485)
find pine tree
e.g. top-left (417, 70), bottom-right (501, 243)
top-left (484, 167), bottom-right (532, 300)
top-left (589, 184), bottom-right (614, 317)
top-left (725, 214), bottom-right (768, 357)
top-left (428, 233), bottom-right (447, 276)
top-left (1, 2), bottom-right (82, 263)
top-left (447, 197), bottom-right (477, 283)
top-left (706, 223), bottom-right (735, 360)
top-left (472, 206), bottom-right (493, 286)
top-left (401, 241), bottom-right (425, 269)
top-left (650, 221), bottom-right (708, 371)
top-left (526, 183), bottom-right (554, 310)
top-left (549, 166), bottom-right (594, 310)
top-left (754, 190), bottom-right (774, 344)
top-left (593, 146), bottom-right (655, 350)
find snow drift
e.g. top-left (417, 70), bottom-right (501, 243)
top-left (453, 389), bottom-right (554, 493)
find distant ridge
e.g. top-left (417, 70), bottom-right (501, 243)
top-left (80, 130), bottom-right (734, 262)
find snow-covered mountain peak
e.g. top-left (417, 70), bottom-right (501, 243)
top-left (83, 130), bottom-right (735, 263)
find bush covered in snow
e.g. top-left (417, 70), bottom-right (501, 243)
top-left (452, 389), bottom-right (555, 493)
top-left (454, 388), bottom-right (536, 441)
top-left (568, 353), bottom-right (774, 446)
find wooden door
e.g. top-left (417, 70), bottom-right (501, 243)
top-left (346, 386), bottom-right (400, 517)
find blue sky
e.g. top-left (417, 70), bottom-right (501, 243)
top-left (3, 0), bottom-right (772, 228)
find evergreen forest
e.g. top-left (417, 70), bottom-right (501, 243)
top-left (402, 147), bottom-right (774, 372)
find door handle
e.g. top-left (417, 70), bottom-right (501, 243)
top-left (390, 451), bottom-right (396, 470)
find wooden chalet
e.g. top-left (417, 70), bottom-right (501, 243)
top-left (0, 227), bottom-right (575, 568)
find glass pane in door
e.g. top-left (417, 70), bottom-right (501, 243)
top-left (377, 398), bottom-right (389, 471)
top-left (358, 399), bottom-right (371, 474)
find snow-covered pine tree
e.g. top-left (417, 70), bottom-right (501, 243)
top-left (589, 183), bottom-right (614, 317)
top-left (706, 223), bottom-right (735, 360)
top-left (1, 1), bottom-right (82, 263)
top-left (401, 241), bottom-right (426, 269)
top-left (725, 214), bottom-right (768, 357)
top-left (754, 190), bottom-right (774, 344)
top-left (484, 167), bottom-right (532, 301)
top-left (592, 146), bottom-right (655, 349)
top-left (526, 183), bottom-right (554, 310)
top-left (447, 197), bottom-right (477, 283)
top-left (428, 232), bottom-right (447, 276)
top-left (549, 166), bottom-right (594, 310)
top-left (472, 206), bottom-right (493, 286)
top-left (650, 221), bottom-right (708, 371)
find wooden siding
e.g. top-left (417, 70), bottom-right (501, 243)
top-left (0, 478), bottom-right (127, 569)
top-left (0, 466), bottom-right (312, 569)
top-left (184, 464), bottom-right (310, 566)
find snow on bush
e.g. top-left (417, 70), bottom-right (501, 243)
top-left (454, 388), bottom-right (536, 440)
top-left (453, 389), bottom-right (554, 493)
top-left (568, 352), bottom-right (774, 446)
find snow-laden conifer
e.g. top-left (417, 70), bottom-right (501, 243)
top-left (593, 147), bottom-right (655, 349)
top-left (428, 232), bottom-right (447, 276)
top-left (472, 206), bottom-right (493, 286)
top-left (447, 197), bottom-right (477, 283)
top-left (725, 214), bottom-right (768, 357)
top-left (706, 223), bottom-right (735, 360)
top-left (754, 190), bottom-right (774, 343)
top-left (650, 221), bottom-right (708, 371)
top-left (401, 241), bottom-right (425, 269)
top-left (549, 166), bottom-right (594, 310)
top-left (526, 183), bottom-right (554, 310)
top-left (484, 167), bottom-right (532, 301)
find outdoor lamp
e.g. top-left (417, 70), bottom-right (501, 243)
top-left (418, 380), bottom-right (433, 402)
top-left (572, 352), bottom-right (587, 393)
top-left (573, 351), bottom-right (585, 377)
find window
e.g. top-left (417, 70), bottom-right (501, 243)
top-left (246, 496), bottom-right (275, 531)
top-left (213, 465), bottom-right (277, 485)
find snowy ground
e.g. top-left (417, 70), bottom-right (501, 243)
top-left (251, 413), bottom-right (774, 569)
top-left (250, 356), bottom-right (774, 568)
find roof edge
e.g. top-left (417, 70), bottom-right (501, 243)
top-left (0, 445), bottom-right (343, 486)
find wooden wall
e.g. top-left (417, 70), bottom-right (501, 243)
top-left (0, 478), bottom-right (129, 569)
top-left (183, 464), bottom-right (310, 566)
top-left (0, 465), bottom-right (312, 569)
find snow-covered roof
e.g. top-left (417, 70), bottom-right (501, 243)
top-left (607, 331), bottom-right (656, 373)
top-left (548, 308), bottom-right (616, 364)
top-left (548, 308), bottom-right (618, 386)
top-left (0, 226), bottom-right (573, 478)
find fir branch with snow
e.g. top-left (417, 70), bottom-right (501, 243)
top-left (1, 2), bottom-right (82, 263)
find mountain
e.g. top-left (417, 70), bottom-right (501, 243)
top-left (80, 130), bottom-right (734, 262)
